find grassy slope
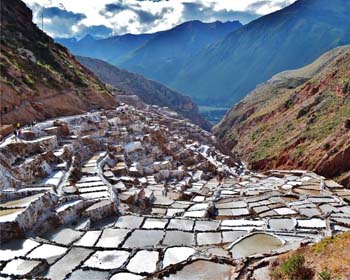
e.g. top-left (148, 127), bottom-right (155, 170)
top-left (270, 232), bottom-right (350, 279)
top-left (214, 46), bottom-right (350, 186)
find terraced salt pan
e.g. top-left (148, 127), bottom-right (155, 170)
top-left (297, 218), bottom-right (326, 228)
top-left (166, 208), bottom-right (185, 216)
top-left (75, 181), bottom-right (106, 188)
top-left (45, 247), bottom-right (93, 280)
top-left (1, 193), bottom-right (43, 208)
top-left (0, 239), bottom-right (40, 261)
top-left (27, 244), bottom-right (68, 264)
top-left (110, 273), bottom-right (143, 280)
top-left (114, 215), bottom-right (144, 229)
top-left (221, 219), bottom-right (265, 227)
top-left (123, 230), bottom-right (164, 248)
top-left (162, 231), bottom-right (195, 246)
top-left (43, 171), bottom-right (64, 186)
top-left (164, 260), bottom-right (235, 280)
top-left (83, 250), bottom-right (130, 269)
top-left (42, 228), bottom-right (84, 245)
top-left (195, 220), bottom-right (219, 231)
top-left (197, 232), bottom-right (222, 245)
top-left (162, 247), bottom-right (196, 268)
top-left (142, 218), bottom-right (168, 229)
top-left (268, 218), bottom-right (296, 231)
top-left (167, 219), bottom-right (194, 231)
top-left (67, 269), bottom-right (110, 280)
top-left (222, 231), bottom-right (247, 243)
top-left (274, 207), bottom-right (297, 215)
top-left (1, 258), bottom-right (43, 276)
top-left (298, 207), bottom-right (321, 217)
top-left (184, 210), bottom-right (207, 218)
top-left (74, 230), bottom-right (101, 247)
top-left (0, 208), bottom-right (24, 222)
top-left (95, 228), bottom-right (130, 248)
top-left (230, 233), bottom-right (283, 258)
top-left (127, 250), bottom-right (159, 273)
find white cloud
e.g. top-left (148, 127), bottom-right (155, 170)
top-left (23, 0), bottom-right (297, 38)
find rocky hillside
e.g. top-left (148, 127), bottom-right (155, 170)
top-left (77, 56), bottom-right (212, 131)
top-left (215, 46), bottom-right (350, 187)
top-left (0, 0), bottom-right (117, 125)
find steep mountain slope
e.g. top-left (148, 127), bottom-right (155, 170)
top-left (118, 20), bottom-right (242, 86)
top-left (0, 0), bottom-right (117, 125)
top-left (214, 46), bottom-right (350, 186)
top-left (56, 32), bottom-right (157, 64)
top-left (173, 0), bottom-right (350, 106)
top-left (77, 56), bottom-right (212, 131)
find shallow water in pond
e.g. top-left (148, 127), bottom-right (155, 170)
top-left (230, 233), bottom-right (283, 258)
top-left (164, 260), bottom-right (235, 280)
top-left (268, 218), bottom-right (295, 231)
top-left (0, 193), bottom-right (43, 208)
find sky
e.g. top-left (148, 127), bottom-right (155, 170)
top-left (22, 0), bottom-right (297, 39)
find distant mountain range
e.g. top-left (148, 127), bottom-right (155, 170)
top-left (173, 0), bottom-right (350, 106)
top-left (215, 45), bottom-right (350, 186)
top-left (118, 20), bottom-right (242, 86)
top-left (57, 0), bottom-right (350, 108)
top-left (56, 32), bottom-right (158, 65)
top-left (77, 56), bottom-right (212, 131)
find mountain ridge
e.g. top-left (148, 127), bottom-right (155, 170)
top-left (118, 20), bottom-right (242, 85)
top-left (171, 0), bottom-right (350, 106)
top-left (56, 20), bottom-right (242, 87)
top-left (77, 55), bottom-right (212, 131)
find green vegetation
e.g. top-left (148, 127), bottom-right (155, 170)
top-left (284, 98), bottom-right (294, 109)
top-left (343, 80), bottom-right (349, 94)
top-left (271, 254), bottom-right (314, 280)
top-left (37, 60), bottom-right (57, 75)
top-left (271, 233), bottom-right (350, 280)
top-left (23, 74), bottom-right (35, 87)
top-left (317, 270), bottom-right (331, 280)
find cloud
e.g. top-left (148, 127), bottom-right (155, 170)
top-left (100, 1), bottom-right (174, 32)
top-left (105, 3), bottom-right (126, 12)
top-left (136, 7), bottom-right (173, 24)
top-left (33, 6), bottom-right (87, 37)
top-left (41, 6), bottom-right (86, 21)
top-left (247, 1), bottom-right (271, 10)
top-left (182, 2), bottom-right (259, 24)
top-left (24, 0), bottom-right (296, 37)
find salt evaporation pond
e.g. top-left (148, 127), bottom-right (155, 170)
top-left (164, 260), bottom-right (235, 280)
top-left (230, 233), bottom-right (283, 258)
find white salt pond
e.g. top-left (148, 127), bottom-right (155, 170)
top-left (230, 233), bottom-right (283, 258)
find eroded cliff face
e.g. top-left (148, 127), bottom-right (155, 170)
top-left (0, 0), bottom-right (118, 125)
top-left (215, 46), bottom-right (350, 186)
